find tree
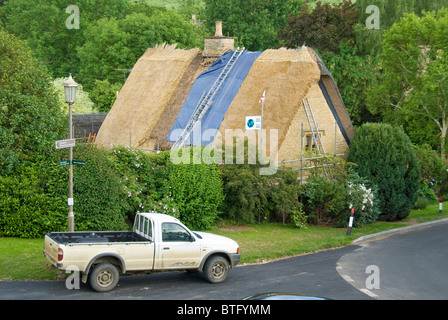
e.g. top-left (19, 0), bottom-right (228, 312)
top-left (88, 80), bottom-right (123, 112)
top-left (203, 0), bottom-right (303, 51)
top-left (4, 0), bottom-right (130, 75)
top-left (278, 0), bottom-right (360, 53)
top-left (52, 77), bottom-right (96, 114)
top-left (322, 44), bottom-right (381, 125)
top-left (355, 0), bottom-right (448, 56)
top-left (77, 9), bottom-right (202, 90)
top-left (347, 123), bottom-right (420, 221)
top-left (367, 10), bottom-right (448, 158)
top-left (0, 30), bottom-right (66, 175)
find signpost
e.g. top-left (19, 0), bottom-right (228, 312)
top-left (55, 139), bottom-right (76, 149)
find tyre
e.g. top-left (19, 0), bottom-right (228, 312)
top-left (203, 256), bottom-right (229, 284)
top-left (89, 263), bottom-right (120, 292)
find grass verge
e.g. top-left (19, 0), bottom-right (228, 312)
top-left (1, 202), bottom-right (447, 281)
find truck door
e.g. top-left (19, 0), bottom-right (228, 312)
top-left (160, 222), bottom-right (201, 269)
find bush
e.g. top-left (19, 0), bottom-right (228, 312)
top-left (347, 123), bottom-right (420, 221)
top-left (219, 161), bottom-right (304, 226)
top-left (168, 161), bottom-right (224, 231)
top-left (219, 163), bottom-right (267, 224)
top-left (413, 144), bottom-right (448, 198)
top-left (109, 145), bottom-right (156, 221)
top-left (0, 163), bottom-right (66, 238)
top-left (300, 176), bottom-right (347, 225)
top-left (342, 172), bottom-right (380, 227)
top-left (266, 169), bottom-right (304, 226)
top-left (69, 145), bottom-right (128, 231)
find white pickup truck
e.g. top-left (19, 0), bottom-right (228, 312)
top-left (43, 212), bottom-right (240, 292)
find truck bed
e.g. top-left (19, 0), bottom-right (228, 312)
top-left (46, 231), bottom-right (148, 244)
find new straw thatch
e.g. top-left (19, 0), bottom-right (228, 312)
top-left (96, 44), bottom-right (354, 164)
top-left (217, 46), bottom-right (353, 162)
top-left (95, 44), bottom-right (201, 150)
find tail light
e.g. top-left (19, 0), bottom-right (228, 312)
top-left (58, 248), bottom-right (63, 261)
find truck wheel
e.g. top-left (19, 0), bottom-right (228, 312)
top-left (203, 256), bottom-right (229, 284)
top-left (89, 263), bottom-right (119, 292)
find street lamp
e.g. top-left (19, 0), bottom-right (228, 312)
top-left (63, 74), bottom-right (78, 232)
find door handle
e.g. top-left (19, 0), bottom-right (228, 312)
top-left (163, 247), bottom-right (170, 250)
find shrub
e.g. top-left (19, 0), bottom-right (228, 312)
top-left (219, 157), bottom-right (307, 226)
top-left (342, 172), bottom-right (380, 227)
top-left (68, 145), bottom-right (128, 231)
top-left (219, 163), bottom-right (267, 224)
top-left (0, 145), bottom-right (179, 238)
top-left (266, 169), bottom-right (304, 226)
top-left (413, 144), bottom-right (448, 198)
top-left (168, 161), bottom-right (224, 231)
top-left (300, 176), bottom-right (347, 225)
top-left (347, 123), bottom-right (420, 221)
top-left (109, 145), bottom-right (155, 221)
top-left (0, 164), bottom-right (66, 238)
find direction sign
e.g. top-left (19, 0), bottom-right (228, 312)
top-left (59, 160), bottom-right (86, 166)
top-left (55, 139), bottom-right (76, 149)
top-left (72, 160), bottom-right (86, 166)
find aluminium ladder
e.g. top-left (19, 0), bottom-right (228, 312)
top-left (171, 48), bottom-right (245, 150)
top-left (302, 98), bottom-right (333, 178)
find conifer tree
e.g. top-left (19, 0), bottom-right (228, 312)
top-left (347, 123), bottom-right (420, 221)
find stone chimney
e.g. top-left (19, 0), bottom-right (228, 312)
top-left (215, 21), bottom-right (223, 37)
top-left (203, 21), bottom-right (234, 58)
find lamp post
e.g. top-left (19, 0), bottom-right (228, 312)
top-left (63, 74), bottom-right (78, 232)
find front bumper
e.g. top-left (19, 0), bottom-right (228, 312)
top-left (230, 253), bottom-right (241, 267)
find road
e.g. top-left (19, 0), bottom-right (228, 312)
top-left (1, 220), bottom-right (447, 300)
top-left (337, 220), bottom-right (448, 300)
top-left (0, 244), bottom-right (369, 300)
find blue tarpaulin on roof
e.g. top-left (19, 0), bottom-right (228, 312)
top-left (167, 50), bottom-right (262, 146)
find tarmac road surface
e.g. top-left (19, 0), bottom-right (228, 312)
top-left (337, 219), bottom-right (448, 300)
top-left (1, 219), bottom-right (447, 300)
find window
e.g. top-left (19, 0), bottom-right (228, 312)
top-left (143, 218), bottom-right (152, 239)
top-left (135, 216), bottom-right (152, 240)
top-left (162, 223), bottom-right (192, 242)
top-left (305, 133), bottom-right (321, 150)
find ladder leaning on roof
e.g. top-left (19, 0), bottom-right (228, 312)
top-left (171, 48), bottom-right (245, 150)
top-left (302, 98), bottom-right (333, 178)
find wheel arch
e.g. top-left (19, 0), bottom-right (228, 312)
top-left (82, 253), bottom-right (126, 282)
top-left (199, 251), bottom-right (232, 271)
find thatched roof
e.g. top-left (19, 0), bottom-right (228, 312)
top-left (95, 44), bottom-right (201, 149)
top-left (96, 44), bottom-right (354, 162)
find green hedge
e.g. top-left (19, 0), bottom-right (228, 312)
top-left (169, 161), bottom-right (224, 230)
top-left (0, 146), bottom-right (129, 237)
top-left (0, 163), bottom-right (66, 238)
